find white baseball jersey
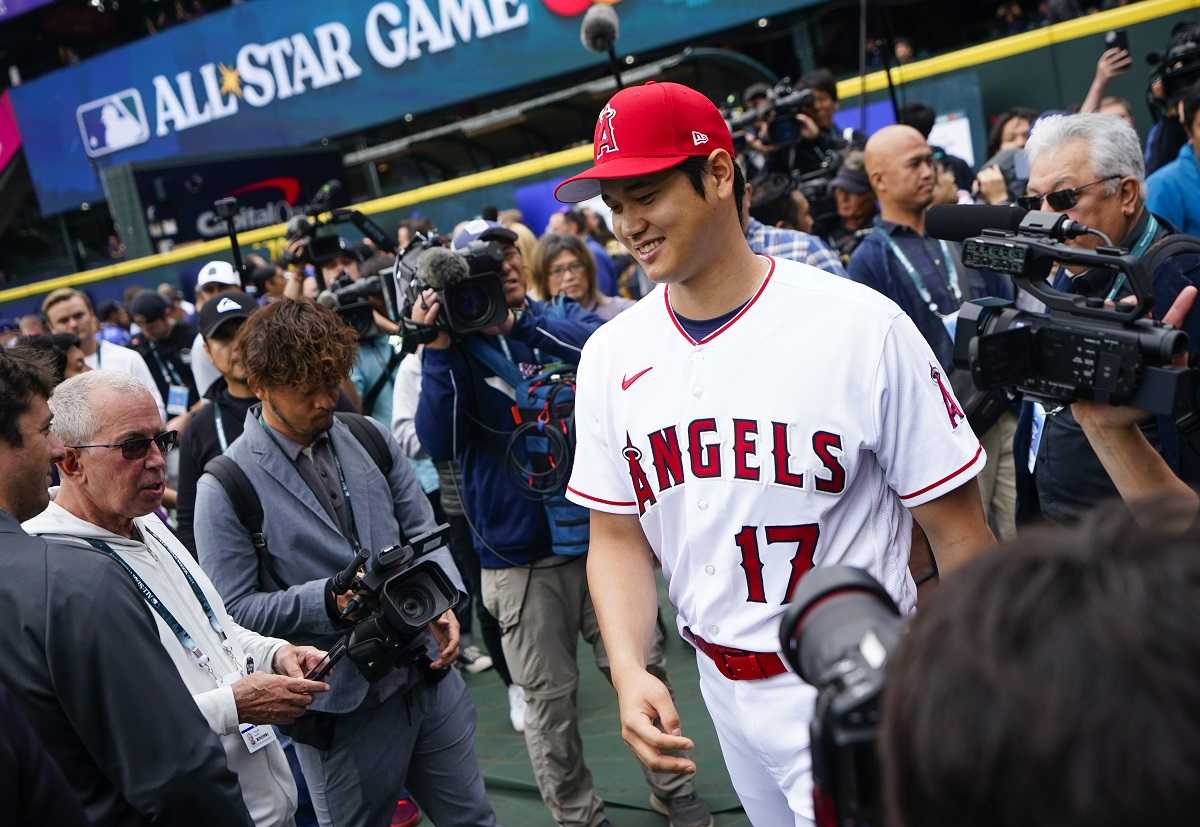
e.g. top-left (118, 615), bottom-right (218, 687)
top-left (566, 256), bottom-right (985, 653)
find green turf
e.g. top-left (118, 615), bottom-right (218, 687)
top-left (461, 587), bottom-right (751, 827)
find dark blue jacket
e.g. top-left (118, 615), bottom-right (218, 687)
top-left (847, 220), bottom-right (1013, 371)
top-left (416, 299), bottom-right (602, 568)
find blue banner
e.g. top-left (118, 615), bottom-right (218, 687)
top-left (12, 0), bottom-right (810, 215)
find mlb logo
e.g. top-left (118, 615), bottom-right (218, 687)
top-left (76, 89), bottom-right (150, 159)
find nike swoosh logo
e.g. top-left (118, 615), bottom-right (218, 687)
top-left (621, 366), bottom-right (654, 391)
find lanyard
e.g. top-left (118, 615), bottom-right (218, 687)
top-left (214, 401), bottom-right (230, 454)
top-left (95, 340), bottom-right (103, 369)
top-left (148, 343), bottom-right (184, 387)
top-left (258, 415), bottom-right (363, 552)
top-left (84, 529), bottom-right (235, 685)
top-left (878, 229), bottom-right (961, 316)
top-left (1103, 214), bottom-right (1159, 302)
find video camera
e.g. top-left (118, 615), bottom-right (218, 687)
top-left (307, 526), bottom-right (460, 683)
top-left (779, 566), bottom-right (905, 827)
top-left (318, 266), bottom-right (401, 339)
top-left (927, 204), bottom-right (1198, 416)
top-left (391, 234), bottom-right (509, 349)
top-left (1148, 22), bottom-right (1200, 109)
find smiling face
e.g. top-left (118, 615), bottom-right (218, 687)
top-left (601, 164), bottom-right (723, 286)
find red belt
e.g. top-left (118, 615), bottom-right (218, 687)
top-left (682, 626), bottom-right (788, 681)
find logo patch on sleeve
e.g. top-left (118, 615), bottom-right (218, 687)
top-left (931, 365), bottom-right (965, 429)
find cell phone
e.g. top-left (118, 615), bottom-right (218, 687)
top-left (1104, 29), bottom-right (1129, 55)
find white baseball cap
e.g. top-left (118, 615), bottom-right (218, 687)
top-left (196, 260), bottom-right (240, 290)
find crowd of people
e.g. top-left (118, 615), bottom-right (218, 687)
top-left (2, 19), bottom-right (1200, 827)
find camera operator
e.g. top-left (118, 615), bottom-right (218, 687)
top-left (1147, 79), bottom-right (1200, 236)
top-left (801, 69), bottom-right (863, 151)
top-left (1017, 112), bottom-right (1200, 523)
top-left (741, 173), bottom-right (849, 276)
top-left (880, 503), bottom-right (1200, 827)
top-left (849, 124), bottom-right (1018, 539)
top-left (346, 255), bottom-right (406, 424)
top-left (413, 220), bottom-right (713, 827)
top-left (194, 299), bottom-right (495, 827)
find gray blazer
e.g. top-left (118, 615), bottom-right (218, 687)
top-left (194, 409), bottom-right (463, 714)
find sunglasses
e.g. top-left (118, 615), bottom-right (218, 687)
top-left (1017, 175), bottom-right (1120, 212)
top-left (70, 430), bottom-right (179, 461)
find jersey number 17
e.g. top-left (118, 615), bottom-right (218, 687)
top-left (733, 524), bottom-right (820, 604)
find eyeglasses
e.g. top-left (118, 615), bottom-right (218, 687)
top-left (70, 430), bottom-right (179, 461)
top-left (548, 261), bottom-right (587, 278)
top-left (1017, 175), bottom-right (1120, 212)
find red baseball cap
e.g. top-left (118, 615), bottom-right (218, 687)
top-left (555, 81), bottom-right (734, 203)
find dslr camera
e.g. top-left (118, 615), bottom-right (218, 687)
top-left (319, 258), bottom-right (401, 339)
top-left (933, 206), bottom-right (1197, 416)
top-left (779, 566), bottom-right (905, 827)
top-left (308, 526), bottom-right (460, 683)
top-left (393, 235), bottom-right (508, 346)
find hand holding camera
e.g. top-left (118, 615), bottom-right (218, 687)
top-left (410, 288), bottom-right (452, 350)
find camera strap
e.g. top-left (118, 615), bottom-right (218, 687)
top-left (877, 230), bottom-right (961, 317)
top-left (82, 532), bottom-right (236, 686)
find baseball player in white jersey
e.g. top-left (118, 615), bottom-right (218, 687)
top-left (556, 81), bottom-right (996, 826)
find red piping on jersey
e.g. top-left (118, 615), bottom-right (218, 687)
top-left (566, 485), bottom-right (636, 507)
top-left (899, 443), bottom-right (984, 501)
top-left (664, 255), bottom-right (776, 346)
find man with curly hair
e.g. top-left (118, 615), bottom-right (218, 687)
top-left (193, 299), bottom-right (497, 827)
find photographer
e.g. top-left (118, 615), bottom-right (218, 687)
top-left (128, 290), bottom-right (201, 435)
top-left (413, 220), bottom-right (711, 827)
top-left (194, 299), bottom-right (495, 827)
top-left (1147, 80), bottom-right (1200, 236)
top-left (881, 504), bottom-right (1200, 827)
top-left (1018, 112), bottom-right (1200, 523)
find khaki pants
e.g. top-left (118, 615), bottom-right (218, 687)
top-left (482, 556), bottom-right (694, 827)
top-left (978, 411), bottom-right (1018, 541)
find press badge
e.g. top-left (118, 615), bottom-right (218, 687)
top-left (239, 724), bottom-right (277, 754)
top-left (166, 384), bottom-right (189, 416)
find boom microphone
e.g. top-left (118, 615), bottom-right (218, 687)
top-left (580, 4), bottom-right (619, 53)
top-left (416, 246), bottom-right (470, 291)
top-left (926, 204), bottom-right (1027, 242)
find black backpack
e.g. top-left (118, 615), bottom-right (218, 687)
top-left (203, 412), bottom-right (393, 590)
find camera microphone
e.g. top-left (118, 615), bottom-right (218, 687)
top-left (926, 204), bottom-right (1027, 242)
top-left (927, 204), bottom-right (1105, 244)
top-left (580, 4), bottom-right (619, 53)
top-left (416, 246), bottom-right (470, 291)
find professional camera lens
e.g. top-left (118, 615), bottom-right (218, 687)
top-left (779, 566), bottom-right (903, 684)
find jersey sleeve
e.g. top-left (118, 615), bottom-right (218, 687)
top-left (565, 338), bottom-right (639, 515)
top-left (872, 312), bottom-right (986, 507)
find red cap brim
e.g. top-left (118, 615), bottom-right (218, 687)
top-left (555, 154), bottom-right (691, 203)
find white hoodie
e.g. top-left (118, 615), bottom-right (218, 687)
top-left (24, 501), bottom-right (299, 827)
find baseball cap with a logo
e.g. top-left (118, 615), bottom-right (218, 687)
top-left (198, 290), bottom-right (257, 340)
top-left (555, 81), bottom-right (735, 204)
top-left (196, 260), bottom-right (241, 291)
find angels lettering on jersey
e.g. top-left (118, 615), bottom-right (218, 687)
top-left (620, 420), bottom-right (846, 517)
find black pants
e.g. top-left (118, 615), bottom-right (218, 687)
top-left (428, 492), bottom-right (512, 686)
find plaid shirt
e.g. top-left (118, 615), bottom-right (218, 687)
top-left (745, 218), bottom-right (849, 277)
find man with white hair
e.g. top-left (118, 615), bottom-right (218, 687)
top-left (24, 369), bottom-right (332, 826)
top-left (1018, 112), bottom-right (1200, 522)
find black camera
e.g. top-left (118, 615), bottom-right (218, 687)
top-left (394, 235), bottom-right (509, 341)
top-left (937, 207), bottom-right (1194, 416)
top-left (319, 258), bottom-right (401, 339)
top-left (779, 566), bottom-right (904, 827)
top-left (308, 526), bottom-right (460, 683)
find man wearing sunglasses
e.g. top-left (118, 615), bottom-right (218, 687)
top-left (1017, 112), bottom-right (1200, 524)
top-left (23, 369), bottom-right (333, 826)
